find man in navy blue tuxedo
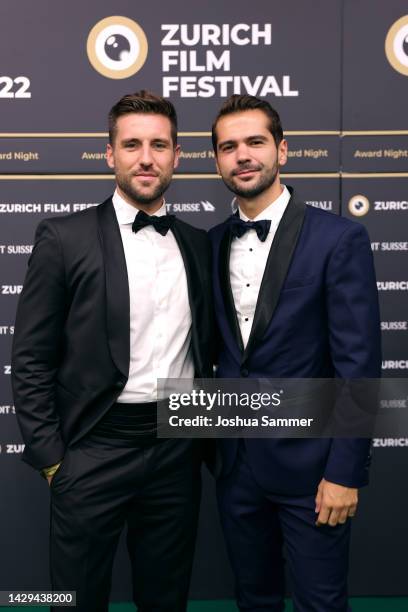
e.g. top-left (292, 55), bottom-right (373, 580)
top-left (209, 95), bottom-right (381, 611)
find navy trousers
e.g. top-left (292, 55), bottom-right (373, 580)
top-left (217, 443), bottom-right (352, 612)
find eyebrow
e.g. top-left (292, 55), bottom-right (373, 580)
top-left (120, 137), bottom-right (171, 146)
top-left (218, 134), bottom-right (268, 148)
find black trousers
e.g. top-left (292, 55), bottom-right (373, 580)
top-left (49, 435), bottom-right (201, 611)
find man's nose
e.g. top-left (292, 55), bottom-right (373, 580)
top-left (139, 144), bottom-right (154, 166)
top-left (236, 143), bottom-right (251, 163)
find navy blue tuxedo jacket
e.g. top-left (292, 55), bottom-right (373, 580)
top-left (209, 188), bottom-right (381, 495)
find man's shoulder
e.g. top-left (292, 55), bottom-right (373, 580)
top-left (36, 198), bottom-right (111, 237)
top-left (304, 204), bottom-right (367, 239)
top-left (208, 218), bottom-right (230, 241)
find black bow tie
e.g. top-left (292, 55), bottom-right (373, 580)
top-left (132, 210), bottom-right (175, 236)
top-left (228, 216), bottom-right (271, 242)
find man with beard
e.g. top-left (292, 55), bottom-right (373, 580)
top-left (209, 95), bottom-right (381, 611)
top-left (12, 91), bottom-right (213, 612)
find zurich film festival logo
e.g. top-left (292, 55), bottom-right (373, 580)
top-left (87, 16), bottom-right (148, 79)
top-left (385, 15), bottom-right (408, 76)
top-left (348, 195), bottom-right (370, 217)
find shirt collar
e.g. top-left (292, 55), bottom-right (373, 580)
top-left (238, 185), bottom-right (291, 228)
top-left (112, 188), bottom-right (167, 225)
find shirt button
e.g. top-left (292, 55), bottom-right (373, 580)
top-left (249, 248), bottom-right (253, 252)
top-left (244, 317), bottom-right (249, 322)
top-left (246, 283), bottom-right (250, 287)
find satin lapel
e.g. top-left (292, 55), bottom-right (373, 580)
top-left (171, 220), bottom-right (210, 377)
top-left (97, 198), bottom-right (130, 378)
top-left (171, 220), bottom-right (200, 321)
top-left (243, 194), bottom-right (306, 361)
top-left (219, 226), bottom-right (244, 353)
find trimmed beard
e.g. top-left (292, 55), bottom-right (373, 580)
top-left (115, 171), bottom-right (172, 206)
top-left (222, 162), bottom-right (279, 199)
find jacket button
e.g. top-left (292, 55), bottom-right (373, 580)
top-left (115, 380), bottom-right (125, 389)
top-left (241, 368), bottom-right (249, 377)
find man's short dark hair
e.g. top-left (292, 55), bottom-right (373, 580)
top-left (108, 90), bottom-right (178, 146)
top-left (211, 95), bottom-right (283, 152)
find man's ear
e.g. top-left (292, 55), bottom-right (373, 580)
top-left (173, 144), bottom-right (181, 170)
top-left (106, 143), bottom-right (115, 170)
top-left (278, 139), bottom-right (288, 167)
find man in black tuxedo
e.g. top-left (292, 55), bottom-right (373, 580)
top-left (11, 91), bottom-right (213, 612)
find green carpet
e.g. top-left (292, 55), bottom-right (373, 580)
top-left (2, 599), bottom-right (407, 611)
top-left (131, 601), bottom-right (405, 611)
top-left (184, 601), bottom-right (408, 612)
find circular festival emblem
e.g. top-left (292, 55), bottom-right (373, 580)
top-left (87, 16), bottom-right (148, 79)
top-left (385, 15), bottom-right (408, 77)
top-left (348, 195), bottom-right (370, 217)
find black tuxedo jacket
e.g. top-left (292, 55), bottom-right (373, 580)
top-left (12, 197), bottom-right (214, 471)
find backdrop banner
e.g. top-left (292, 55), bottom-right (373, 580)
top-left (0, 0), bottom-right (407, 600)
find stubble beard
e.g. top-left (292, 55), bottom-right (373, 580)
top-left (116, 171), bottom-right (172, 206)
top-left (223, 162), bottom-right (279, 199)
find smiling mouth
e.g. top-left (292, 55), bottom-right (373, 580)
top-left (133, 173), bottom-right (158, 180)
top-left (234, 168), bottom-right (259, 178)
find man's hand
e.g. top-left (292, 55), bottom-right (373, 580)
top-left (42, 461), bottom-right (62, 486)
top-left (315, 478), bottom-right (358, 527)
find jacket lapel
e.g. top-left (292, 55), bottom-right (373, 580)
top-left (171, 219), bottom-right (207, 376)
top-left (171, 220), bottom-right (200, 314)
top-left (243, 192), bottom-right (306, 362)
top-left (97, 198), bottom-right (130, 378)
top-left (219, 225), bottom-right (244, 353)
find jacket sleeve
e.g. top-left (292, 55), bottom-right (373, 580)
top-left (323, 223), bottom-right (381, 488)
top-left (11, 220), bottom-right (68, 470)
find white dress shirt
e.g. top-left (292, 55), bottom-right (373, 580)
top-left (230, 185), bottom-right (291, 348)
top-left (112, 189), bottom-right (194, 402)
